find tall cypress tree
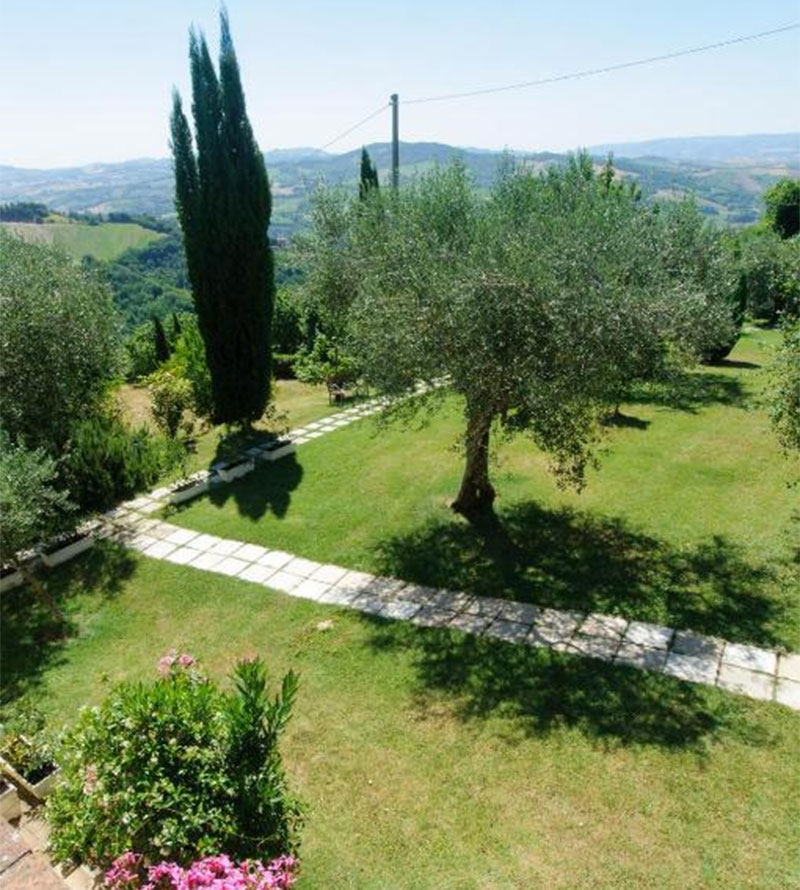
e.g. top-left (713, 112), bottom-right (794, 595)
top-left (358, 147), bottom-right (379, 200)
top-left (170, 10), bottom-right (273, 425)
top-left (170, 311), bottom-right (182, 342)
top-left (153, 315), bottom-right (171, 363)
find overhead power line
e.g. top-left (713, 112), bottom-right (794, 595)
top-left (318, 102), bottom-right (390, 151)
top-left (404, 23), bottom-right (800, 105)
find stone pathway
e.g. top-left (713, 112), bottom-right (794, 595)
top-left (101, 511), bottom-right (800, 712)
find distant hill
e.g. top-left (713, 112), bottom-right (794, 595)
top-left (0, 218), bottom-right (164, 261)
top-left (588, 132), bottom-right (799, 165)
top-left (2, 134), bottom-right (798, 234)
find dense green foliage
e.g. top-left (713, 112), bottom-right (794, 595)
top-left (152, 315), bottom-right (171, 363)
top-left (171, 11), bottom-right (274, 425)
top-left (0, 430), bottom-right (73, 566)
top-left (98, 233), bottom-right (193, 331)
top-left (763, 177), bottom-right (800, 239)
top-left (306, 156), bottom-right (733, 514)
top-left (62, 413), bottom-right (180, 512)
top-left (147, 368), bottom-right (192, 438)
top-left (0, 202), bottom-right (48, 222)
top-left (0, 232), bottom-right (122, 452)
top-left (770, 321), bottom-right (800, 455)
top-left (47, 655), bottom-right (301, 868)
top-left (728, 229), bottom-right (800, 323)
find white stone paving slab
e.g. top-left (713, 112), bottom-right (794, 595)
top-left (448, 612), bottom-right (493, 635)
top-left (623, 621), bottom-right (674, 650)
top-left (165, 528), bottom-right (201, 547)
top-left (238, 563), bottom-right (278, 585)
top-left (163, 546), bottom-right (204, 566)
top-left (266, 570), bottom-right (304, 593)
top-left (292, 578), bottom-right (331, 602)
top-left (284, 557), bottom-right (323, 578)
top-left (138, 501), bottom-right (162, 515)
top-left (717, 663), bottom-right (775, 701)
top-left (256, 550), bottom-right (293, 570)
top-left (316, 586), bottom-right (364, 606)
top-left (191, 533), bottom-right (224, 551)
top-left (379, 600), bottom-right (422, 621)
top-left (408, 606), bottom-right (457, 628)
top-left (721, 642), bottom-right (777, 676)
top-left (579, 614), bottom-right (628, 640)
top-left (663, 652), bottom-right (718, 685)
top-left (614, 642), bottom-right (669, 672)
top-left (496, 601), bottom-right (541, 625)
top-left (778, 653), bottom-right (800, 683)
top-left (336, 570), bottom-right (374, 591)
top-left (563, 634), bottom-right (620, 662)
top-left (214, 556), bottom-right (250, 577)
top-left (209, 539), bottom-right (245, 557)
top-left (130, 534), bottom-right (159, 552)
top-left (484, 620), bottom-right (532, 643)
top-left (189, 551), bottom-right (225, 571)
top-left (309, 564), bottom-right (349, 585)
top-left (142, 540), bottom-right (178, 560)
top-left (232, 543), bottom-right (269, 562)
top-left (463, 596), bottom-right (508, 618)
top-left (672, 631), bottom-right (724, 659)
top-left (775, 678), bottom-right (800, 709)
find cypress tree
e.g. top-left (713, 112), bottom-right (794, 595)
top-left (170, 311), bottom-right (182, 342)
top-left (170, 10), bottom-right (273, 425)
top-left (358, 147), bottom-right (379, 200)
top-left (153, 315), bottom-right (171, 363)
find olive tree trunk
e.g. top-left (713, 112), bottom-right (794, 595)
top-left (451, 409), bottom-right (496, 516)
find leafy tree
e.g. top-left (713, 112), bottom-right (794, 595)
top-left (0, 430), bottom-right (74, 618)
top-left (306, 157), bottom-right (732, 515)
top-left (358, 147), bottom-right (379, 200)
top-left (170, 10), bottom-right (274, 426)
top-left (172, 316), bottom-right (214, 420)
top-left (152, 315), bottom-right (171, 363)
top-left (124, 322), bottom-right (160, 379)
top-left (0, 232), bottom-right (122, 452)
top-left (147, 368), bottom-right (193, 438)
top-left (763, 178), bottom-right (800, 239)
top-left (728, 229), bottom-right (800, 323)
top-left (770, 321), bottom-right (800, 455)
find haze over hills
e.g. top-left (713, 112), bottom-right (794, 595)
top-left (1, 132), bottom-right (797, 234)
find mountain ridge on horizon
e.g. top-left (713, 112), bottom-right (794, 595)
top-left (1, 132), bottom-right (797, 231)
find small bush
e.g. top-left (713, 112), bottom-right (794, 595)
top-left (272, 353), bottom-right (297, 380)
top-left (47, 654), bottom-right (302, 869)
top-left (147, 368), bottom-right (193, 438)
top-left (62, 413), bottom-right (182, 512)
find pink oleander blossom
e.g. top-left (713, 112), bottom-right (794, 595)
top-left (105, 853), bottom-right (297, 890)
top-left (156, 650), bottom-right (196, 677)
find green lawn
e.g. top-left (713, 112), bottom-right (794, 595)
top-left (1, 221), bottom-right (163, 261)
top-left (166, 328), bottom-right (800, 650)
top-left (2, 549), bottom-right (799, 889)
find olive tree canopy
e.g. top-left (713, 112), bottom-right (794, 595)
top-left (304, 156), bottom-right (733, 515)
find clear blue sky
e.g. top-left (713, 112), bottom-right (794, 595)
top-left (1, 0), bottom-right (799, 167)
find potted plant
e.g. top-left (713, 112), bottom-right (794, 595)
top-left (0, 713), bottom-right (59, 816)
top-left (168, 471), bottom-right (211, 505)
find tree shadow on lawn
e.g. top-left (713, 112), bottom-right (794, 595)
top-left (626, 370), bottom-right (749, 414)
top-left (363, 617), bottom-right (777, 752)
top-left (0, 542), bottom-right (135, 709)
top-left (203, 446), bottom-right (303, 521)
top-left (375, 502), bottom-right (796, 650)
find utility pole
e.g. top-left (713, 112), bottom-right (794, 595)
top-left (390, 93), bottom-right (399, 190)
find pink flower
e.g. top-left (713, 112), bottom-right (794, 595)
top-left (177, 653), bottom-right (195, 668)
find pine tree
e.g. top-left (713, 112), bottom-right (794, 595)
top-left (170, 10), bottom-right (273, 425)
top-left (153, 315), bottom-right (171, 363)
top-left (359, 148), bottom-right (380, 200)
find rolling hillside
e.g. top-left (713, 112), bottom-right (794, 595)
top-left (0, 219), bottom-right (164, 261)
top-left (1, 133), bottom-right (797, 235)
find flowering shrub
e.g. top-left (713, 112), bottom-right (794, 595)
top-left (104, 852), bottom-right (297, 890)
top-left (47, 653), bottom-right (302, 869)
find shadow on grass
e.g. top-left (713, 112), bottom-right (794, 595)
top-left (375, 502), bottom-right (796, 649)
top-left (204, 445), bottom-right (304, 521)
top-left (600, 411), bottom-right (651, 430)
top-left (362, 618), bottom-right (775, 751)
top-left (0, 542), bottom-right (136, 708)
top-left (626, 370), bottom-right (749, 414)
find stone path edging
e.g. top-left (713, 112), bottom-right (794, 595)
top-left (101, 513), bottom-right (800, 712)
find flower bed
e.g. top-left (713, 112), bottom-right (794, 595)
top-left (0, 564), bottom-right (23, 593)
top-left (105, 852), bottom-right (297, 890)
top-left (259, 439), bottom-right (295, 462)
top-left (168, 474), bottom-right (210, 505)
top-left (216, 458), bottom-right (255, 482)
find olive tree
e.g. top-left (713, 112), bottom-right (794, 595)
top-left (770, 321), bottom-right (800, 455)
top-left (305, 156), bottom-right (733, 515)
top-left (0, 232), bottom-right (122, 452)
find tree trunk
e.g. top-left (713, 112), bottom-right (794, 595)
top-left (452, 410), bottom-right (496, 517)
top-left (18, 561), bottom-right (64, 625)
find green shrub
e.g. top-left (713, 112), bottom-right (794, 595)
top-left (172, 317), bottom-right (214, 420)
top-left (273, 288), bottom-right (305, 355)
top-left (147, 368), bottom-right (193, 438)
top-left (272, 353), bottom-right (297, 380)
top-left (47, 654), bottom-right (301, 869)
top-left (125, 322), bottom-right (160, 380)
top-left (62, 413), bottom-right (181, 512)
top-left (295, 334), bottom-right (359, 388)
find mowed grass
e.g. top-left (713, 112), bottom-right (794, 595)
top-left (1, 221), bottom-right (163, 261)
top-left (2, 549), bottom-right (799, 889)
top-left (167, 328), bottom-right (800, 650)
